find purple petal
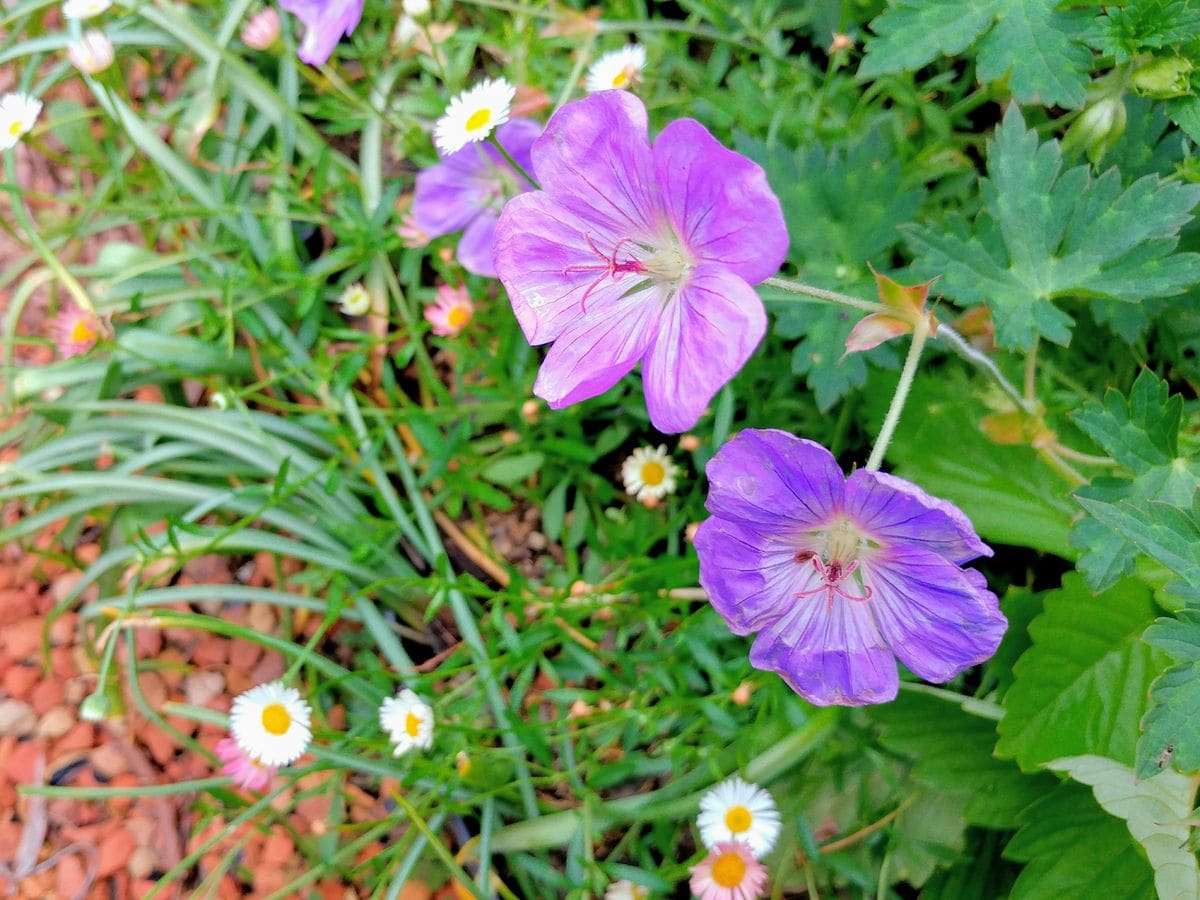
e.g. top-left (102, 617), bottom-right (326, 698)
top-left (652, 119), bottom-right (789, 285)
top-left (749, 596), bottom-right (897, 706)
top-left (845, 470), bottom-right (992, 564)
top-left (278, 0), bottom-right (363, 65)
top-left (532, 289), bottom-right (663, 409)
top-left (528, 92), bottom-right (658, 238)
top-left (696, 518), bottom-right (819, 635)
top-left (640, 265), bottom-right (767, 433)
top-left (863, 547), bottom-right (1006, 683)
top-left (495, 191), bottom-right (638, 344)
top-left (493, 118), bottom-right (540, 174)
top-left (703, 429), bottom-right (845, 529)
top-left (457, 213), bottom-right (498, 277)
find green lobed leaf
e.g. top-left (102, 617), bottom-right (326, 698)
top-left (996, 573), bottom-right (1168, 771)
top-left (1137, 609), bottom-right (1200, 777)
top-left (1004, 782), bottom-right (1156, 899)
top-left (905, 106), bottom-right (1200, 349)
top-left (1047, 755), bottom-right (1200, 900)
top-left (858, 0), bottom-right (999, 78)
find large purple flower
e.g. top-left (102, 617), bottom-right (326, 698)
top-left (278, 0), bottom-right (363, 65)
top-left (412, 119), bottom-right (541, 277)
top-left (493, 92), bottom-right (788, 434)
top-left (694, 429), bottom-right (1007, 706)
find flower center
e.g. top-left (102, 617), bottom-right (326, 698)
top-left (405, 711), bottom-right (423, 738)
top-left (447, 306), bottom-right (471, 330)
top-left (70, 319), bottom-right (96, 343)
top-left (711, 852), bottom-right (747, 888)
top-left (261, 703), bottom-right (291, 736)
top-left (9, 121), bottom-right (24, 137)
top-left (824, 517), bottom-right (862, 566)
top-left (640, 461), bottom-right (665, 486)
top-left (465, 108), bottom-right (491, 132)
top-left (724, 805), bottom-right (752, 833)
top-left (641, 239), bottom-right (693, 286)
top-left (611, 68), bottom-right (630, 88)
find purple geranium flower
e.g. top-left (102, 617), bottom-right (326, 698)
top-left (412, 119), bottom-right (541, 278)
top-left (694, 429), bottom-right (1007, 706)
top-left (493, 92), bottom-right (788, 433)
top-left (278, 0), bottom-right (363, 65)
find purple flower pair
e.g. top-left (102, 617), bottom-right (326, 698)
top-left (278, 0), bottom-right (362, 65)
top-left (695, 430), bottom-right (1007, 706)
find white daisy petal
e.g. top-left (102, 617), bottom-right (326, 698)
top-left (433, 77), bottom-right (515, 155)
top-left (62, 0), bottom-right (112, 19)
top-left (585, 44), bottom-right (646, 93)
top-left (696, 776), bottom-right (781, 858)
top-left (604, 879), bottom-right (651, 900)
top-left (380, 688), bottom-right (435, 756)
top-left (0, 93), bottom-right (42, 151)
top-left (230, 681), bottom-right (313, 767)
top-left (620, 444), bottom-right (680, 502)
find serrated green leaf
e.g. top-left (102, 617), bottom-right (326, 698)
top-left (1047, 755), bottom-right (1200, 900)
top-left (996, 574), bottom-right (1167, 770)
top-left (1077, 495), bottom-right (1200, 592)
top-left (906, 106), bottom-right (1200, 349)
top-left (1137, 610), bottom-right (1200, 777)
top-left (1004, 783), bottom-right (1155, 899)
top-left (871, 692), bottom-right (1055, 828)
top-left (858, 0), bottom-right (998, 78)
top-left (1074, 371), bottom-right (1182, 469)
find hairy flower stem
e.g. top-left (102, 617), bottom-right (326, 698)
top-left (487, 133), bottom-right (539, 189)
top-left (763, 276), bottom-right (888, 314)
top-left (866, 316), bottom-right (930, 471)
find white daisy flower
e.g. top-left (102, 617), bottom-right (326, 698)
top-left (337, 282), bottom-right (371, 316)
top-left (433, 77), bottom-right (515, 155)
top-left (229, 681), bottom-right (313, 767)
top-left (585, 44), bottom-right (646, 93)
top-left (403, 0), bottom-right (431, 17)
top-left (67, 30), bottom-right (115, 74)
top-left (379, 688), bottom-right (434, 756)
top-left (620, 445), bottom-right (679, 502)
top-left (0, 93), bottom-right (42, 151)
top-left (605, 879), bottom-right (650, 900)
top-left (697, 776), bottom-right (781, 858)
top-left (62, 0), bottom-right (112, 19)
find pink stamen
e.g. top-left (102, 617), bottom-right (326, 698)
top-left (795, 557), bottom-right (873, 611)
top-left (562, 233), bottom-right (644, 313)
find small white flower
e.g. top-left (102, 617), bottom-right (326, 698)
top-left (337, 282), bottom-right (371, 317)
top-left (605, 879), bottom-right (650, 900)
top-left (0, 93), bottom-right (42, 151)
top-left (620, 445), bottom-right (679, 502)
top-left (585, 44), bottom-right (646, 92)
top-left (61, 0), bottom-right (112, 19)
top-left (393, 14), bottom-right (420, 46)
top-left (696, 776), bottom-right (781, 858)
top-left (433, 77), bottom-right (514, 155)
top-left (379, 688), bottom-right (434, 756)
top-left (67, 30), bottom-right (115, 74)
top-left (403, 0), bottom-right (431, 17)
top-left (229, 681), bottom-right (313, 767)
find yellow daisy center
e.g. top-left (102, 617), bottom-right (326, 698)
top-left (9, 121), bottom-right (24, 137)
top-left (725, 804), bottom-right (752, 833)
top-left (405, 711), bottom-right (423, 738)
top-left (447, 305), bottom-right (471, 330)
top-left (611, 68), bottom-right (630, 88)
top-left (711, 851), bottom-right (747, 889)
top-left (70, 319), bottom-right (96, 344)
top-left (640, 461), bottom-right (665, 486)
top-left (465, 108), bottom-right (492, 132)
top-left (261, 703), bottom-right (292, 736)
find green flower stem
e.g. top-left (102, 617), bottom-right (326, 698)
top-left (390, 792), bottom-right (489, 900)
top-left (762, 276), bottom-right (889, 315)
top-left (555, 34), bottom-right (595, 111)
top-left (489, 708), bottom-right (839, 853)
top-left (488, 133), bottom-right (540, 190)
top-left (866, 314), bottom-right (930, 472)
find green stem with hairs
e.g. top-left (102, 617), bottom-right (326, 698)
top-left (866, 315), bottom-right (929, 472)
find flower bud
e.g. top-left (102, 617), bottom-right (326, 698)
top-left (241, 8), bottom-right (280, 50)
top-left (1062, 95), bottom-right (1126, 164)
top-left (67, 29), bottom-right (114, 74)
top-left (1131, 56), bottom-right (1194, 99)
top-left (79, 692), bottom-right (110, 722)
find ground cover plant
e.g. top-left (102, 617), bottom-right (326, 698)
top-left (2, 0), bottom-right (1200, 896)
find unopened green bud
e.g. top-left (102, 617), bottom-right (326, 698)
top-left (1063, 95), bottom-right (1127, 164)
top-left (1132, 57), bottom-right (1194, 99)
top-left (79, 692), bottom-right (110, 722)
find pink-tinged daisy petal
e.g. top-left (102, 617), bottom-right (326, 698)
top-left (652, 119), bottom-right (789, 285)
top-left (702, 429), bottom-right (844, 528)
top-left (533, 289), bottom-right (663, 409)
top-left (457, 213), bottom-right (500, 276)
top-left (863, 549), bottom-right (1006, 683)
top-left (278, 0), bottom-right (363, 65)
top-left (750, 592), bottom-right (898, 706)
top-left (689, 840), bottom-right (768, 900)
top-left (845, 469), bottom-right (993, 565)
top-left (216, 737), bottom-right (277, 791)
top-left (641, 265), bottom-right (766, 433)
top-left (495, 191), bottom-right (641, 344)
top-left (528, 90), bottom-right (658, 237)
top-left (52, 305), bottom-right (100, 358)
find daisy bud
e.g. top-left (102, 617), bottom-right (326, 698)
top-left (731, 682), bottom-right (753, 705)
top-left (829, 32), bottom-right (854, 53)
top-left (679, 434), bottom-right (701, 452)
top-left (520, 399), bottom-right (540, 423)
top-left (242, 8), bottom-right (281, 50)
top-left (501, 430), bottom-right (519, 445)
top-left (67, 30), bottom-right (114, 74)
top-left (337, 282), bottom-right (371, 317)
